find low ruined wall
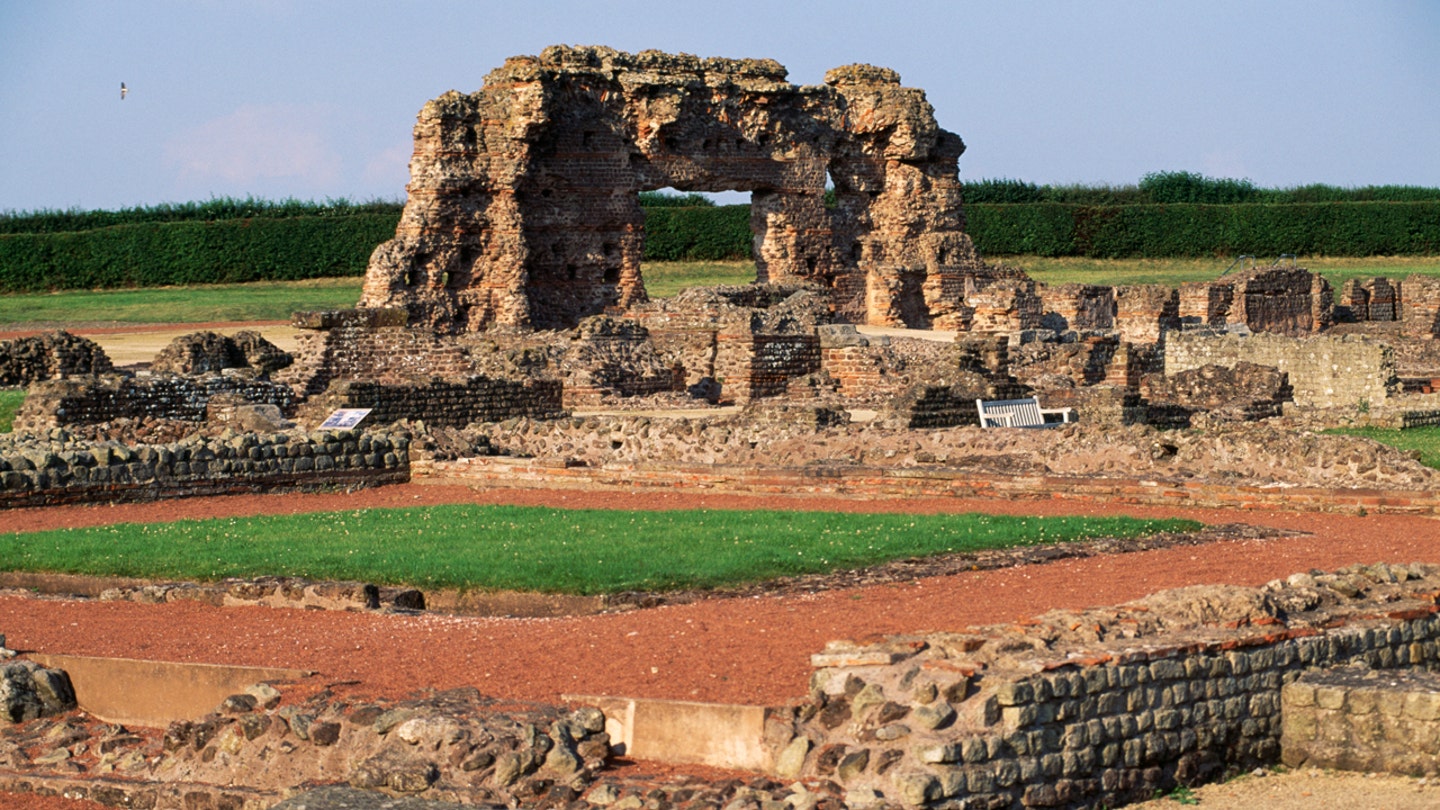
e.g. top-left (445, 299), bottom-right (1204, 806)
top-left (0, 331), bottom-right (112, 386)
top-left (1281, 665), bottom-right (1440, 776)
top-left (0, 428), bottom-right (408, 509)
top-left (14, 374), bottom-right (298, 433)
top-left (1165, 332), bottom-right (1397, 408)
top-left (776, 565), bottom-right (1440, 809)
top-left (298, 376), bottom-right (565, 429)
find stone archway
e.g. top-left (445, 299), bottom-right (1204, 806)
top-left (360, 46), bottom-right (1009, 333)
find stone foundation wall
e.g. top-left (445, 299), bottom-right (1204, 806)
top-left (774, 565), bottom-right (1440, 809)
top-left (0, 687), bottom-right (609, 809)
top-left (298, 377), bottom-right (565, 429)
top-left (1164, 332), bottom-right (1398, 408)
top-left (13, 374), bottom-right (299, 433)
top-left (0, 428), bottom-right (409, 509)
top-left (1281, 665), bottom-right (1440, 776)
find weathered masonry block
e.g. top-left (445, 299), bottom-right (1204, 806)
top-left (360, 45), bottom-right (1020, 332)
top-left (1165, 331), bottom-right (1398, 409)
top-left (1281, 665), bottom-right (1440, 776)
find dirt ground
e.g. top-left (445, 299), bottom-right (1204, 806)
top-left (5, 324), bottom-right (1440, 808)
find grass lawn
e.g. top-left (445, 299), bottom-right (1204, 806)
top-left (1, 505), bottom-right (1197, 594)
top-left (0, 389), bottom-right (22, 432)
top-left (0, 277), bottom-right (364, 326)
top-left (4, 257), bottom-right (1439, 328)
top-left (1323, 425), bottom-right (1440, 470)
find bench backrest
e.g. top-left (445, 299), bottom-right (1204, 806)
top-left (976, 397), bottom-right (1046, 428)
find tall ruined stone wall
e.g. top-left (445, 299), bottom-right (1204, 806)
top-left (1165, 332), bottom-right (1398, 409)
top-left (360, 45), bottom-right (1016, 332)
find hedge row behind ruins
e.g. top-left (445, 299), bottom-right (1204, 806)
top-left (4, 201), bottom-right (1439, 295)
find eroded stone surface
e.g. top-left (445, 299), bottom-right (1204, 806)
top-left (359, 45), bottom-right (1019, 332)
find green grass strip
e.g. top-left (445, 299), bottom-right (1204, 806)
top-left (1323, 425), bottom-right (1440, 470)
top-left (0, 278), bottom-right (364, 326)
top-left (0, 389), bottom-right (22, 432)
top-left (1, 505), bottom-right (1198, 595)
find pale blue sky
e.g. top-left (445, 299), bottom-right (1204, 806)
top-left (2, 0), bottom-right (1437, 211)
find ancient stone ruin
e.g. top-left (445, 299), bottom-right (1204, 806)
top-left (358, 45), bottom-right (1019, 332)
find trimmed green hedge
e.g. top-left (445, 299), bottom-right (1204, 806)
top-left (967, 201), bottom-right (1440, 258)
top-left (5, 200), bottom-right (1438, 294)
top-left (642, 204), bottom-right (752, 261)
top-left (0, 214), bottom-right (399, 293)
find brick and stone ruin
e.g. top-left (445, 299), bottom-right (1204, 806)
top-left (6, 46), bottom-right (1440, 512)
top-left (6, 566), bottom-right (1440, 809)
top-left (8, 46), bottom-right (1440, 806)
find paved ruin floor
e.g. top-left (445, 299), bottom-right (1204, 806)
top-left (5, 484), bottom-right (1440, 809)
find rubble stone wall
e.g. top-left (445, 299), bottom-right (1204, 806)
top-left (1165, 332), bottom-right (1398, 408)
top-left (779, 566), bottom-right (1440, 809)
top-left (13, 375), bottom-right (299, 433)
top-left (0, 331), bottom-right (113, 386)
top-left (359, 45), bottom-right (1017, 332)
top-left (0, 428), bottom-right (408, 509)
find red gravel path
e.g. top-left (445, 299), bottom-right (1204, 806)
top-left (4, 483), bottom-right (1438, 708)
top-left (3, 484), bottom-right (1438, 810)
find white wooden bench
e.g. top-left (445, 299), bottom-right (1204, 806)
top-left (975, 397), bottom-right (1075, 429)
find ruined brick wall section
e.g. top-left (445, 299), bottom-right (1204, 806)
top-left (1402, 274), bottom-right (1440, 339)
top-left (1039, 284), bottom-right (1115, 332)
top-left (1341, 278), bottom-right (1400, 322)
top-left (281, 325), bottom-right (477, 396)
top-left (361, 45), bottom-right (1002, 332)
top-left (1113, 285), bottom-right (1180, 344)
top-left (714, 332), bottom-right (821, 402)
top-left (14, 375), bottom-right (298, 433)
top-left (0, 331), bottom-right (113, 386)
top-left (1228, 266), bottom-right (1334, 336)
top-left (299, 377), bottom-right (564, 429)
top-left (1165, 332), bottom-right (1398, 408)
top-left (1178, 282), bottom-right (1233, 326)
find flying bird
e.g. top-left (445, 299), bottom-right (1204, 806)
top-left (120, 82), bottom-right (127, 100)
